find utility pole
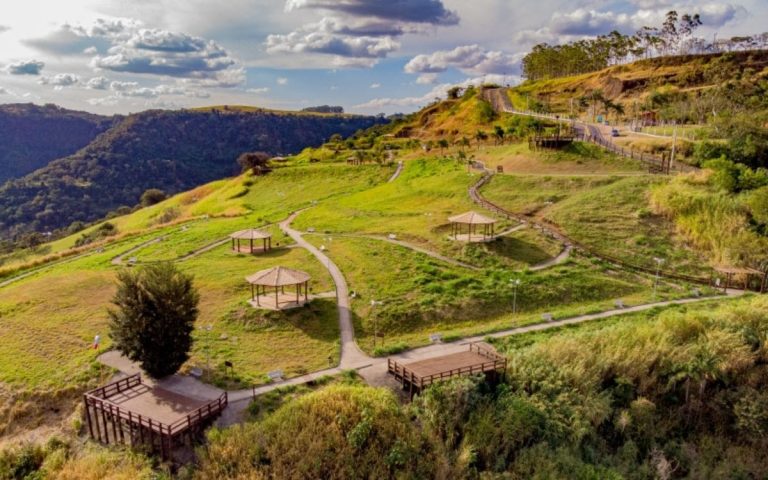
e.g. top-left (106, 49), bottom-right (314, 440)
top-left (370, 300), bottom-right (383, 349)
top-left (510, 279), bottom-right (521, 315)
top-left (653, 258), bottom-right (664, 297)
top-left (670, 122), bottom-right (678, 172)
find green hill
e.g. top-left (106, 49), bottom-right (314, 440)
top-left (0, 107), bottom-right (384, 239)
top-left (0, 103), bottom-right (114, 183)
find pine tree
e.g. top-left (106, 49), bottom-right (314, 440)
top-left (108, 262), bottom-right (200, 378)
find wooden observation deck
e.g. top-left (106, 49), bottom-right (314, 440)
top-left (387, 343), bottom-right (507, 397)
top-left (83, 374), bottom-right (227, 460)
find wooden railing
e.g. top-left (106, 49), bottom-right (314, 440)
top-left (387, 345), bottom-right (507, 390)
top-left (87, 373), bottom-right (142, 399)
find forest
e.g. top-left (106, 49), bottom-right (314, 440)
top-left (0, 108), bottom-right (383, 240)
top-left (0, 104), bottom-right (115, 183)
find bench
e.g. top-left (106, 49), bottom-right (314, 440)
top-left (388, 233), bottom-right (397, 240)
top-left (429, 333), bottom-right (443, 344)
top-left (614, 299), bottom-right (625, 309)
top-left (541, 313), bottom-right (554, 322)
top-left (267, 370), bottom-right (284, 382)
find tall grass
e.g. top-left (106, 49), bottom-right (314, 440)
top-left (650, 171), bottom-right (768, 267)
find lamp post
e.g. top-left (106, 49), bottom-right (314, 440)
top-left (200, 324), bottom-right (213, 378)
top-left (653, 257), bottom-right (665, 297)
top-left (510, 279), bottom-right (521, 314)
top-left (370, 300), bottom-right (383, 349)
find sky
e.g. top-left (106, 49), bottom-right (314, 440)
top-left (0, 0), bottom-right (764, 116)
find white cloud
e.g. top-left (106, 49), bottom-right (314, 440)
top-left (85, 76), bottom-right (110, 90)
top-left (416, 73), bottom-right (438, 84)
top-left (369, 82), bottom-right (380, 88)
top-left (247, 87), bottom-right (270, 94)
top-left (38, 73), bottom-right (80, 89)
top-left (405, 45), bottom-right (521, 77)
top-left (0, 87), bottom-right (7, 95)
top-left (276, 77), bottom-right (288, 85)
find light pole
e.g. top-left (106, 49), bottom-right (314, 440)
top-left (510, 279), bottom-right (521, 314)
top-left (653, 258), bottom-right (665, 297)
top-left (370, 300), bottom-right (383, 349)
top-left (200, 324), bottom-right (213, 377)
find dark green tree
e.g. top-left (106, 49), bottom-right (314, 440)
top-left (108, 262), bottom-right (200, 378)
top-left (236, 151), bottom-right (272, 176)
top-left (139, 188), bottom-right (167, 207)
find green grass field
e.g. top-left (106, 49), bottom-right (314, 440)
top-left (483, 174), bottom-right (711, 275)
top-left (304, 235), bottom-right (693, 355)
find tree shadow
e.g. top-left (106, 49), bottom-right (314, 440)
top-left (483, 236), bottom-right (553, 265)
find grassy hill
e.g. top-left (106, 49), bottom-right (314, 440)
top-left (0, 107), bottom-right (384, 240)
top-left (0, 83), bottom-right (764, 477)
top-left (0, 103), bottom-right (115, 183)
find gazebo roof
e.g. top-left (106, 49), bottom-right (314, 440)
top-left (246, 266), bottom-right (311, 287)
top-left (230, 228), bottom-right (271, 240)
top-left (448, 211), bottom-right (496, 225)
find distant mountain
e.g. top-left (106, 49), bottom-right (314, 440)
top-left (0, 107), bottom-right (385, 238)
top-left (0, 103), bottom-right (115, 183)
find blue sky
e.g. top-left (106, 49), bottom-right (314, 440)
top-left (0, 0), bottom-right (764, 115)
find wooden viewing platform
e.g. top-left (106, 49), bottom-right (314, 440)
top-left (529, 135), bottom-right (575, 150)
top-left (387, 343), bottom-right (507, 397)
top-left (83, 374), bottom-right (227, 460)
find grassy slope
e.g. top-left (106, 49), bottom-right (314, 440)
top-left (0, 165), bottom-right (391, 391)
top-left (483, 173), bottom-right (711, 275)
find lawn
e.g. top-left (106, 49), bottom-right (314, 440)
top-left (305, 235), bottom-right (695, 355)
top-left (474, 142), bottom-right (643, 174)
top-left (1, 164), bottom-right (393, 273)
top-left (294, 158), bottom-right (517, 260)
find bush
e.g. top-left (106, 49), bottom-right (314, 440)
top-left (139, 188), bottom-right (167, 207)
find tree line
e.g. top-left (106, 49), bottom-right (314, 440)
top-left (522, 10), bottom-right (768, 80)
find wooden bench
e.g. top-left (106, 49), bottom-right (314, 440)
top-left (541, 313), bottom-right (554, 322)
top-left (267, 370), bottom-right (284, 382)
top-left (429, 333), bottom-right (443, 344)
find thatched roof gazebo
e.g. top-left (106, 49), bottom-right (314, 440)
top-left (714, 266), bottom-right (767, 293)
top-left (230, 229), bottom-right (272, 254)
top-left (448, 211), bottom-right (497, 242)
top-left (246, 266), bottom-right (311, 310)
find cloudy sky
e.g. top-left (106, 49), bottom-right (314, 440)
top-left (0, 0), bottom-right (763, 115)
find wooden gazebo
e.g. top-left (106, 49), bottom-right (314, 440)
top-left (246, 266), bottom-right (311, 310)
top-left (714, 266), bottom-right (767, 293)
top-left (448, 211), bottom-right (497, 242)
top-left (230, 229), bottom-right (272, 254)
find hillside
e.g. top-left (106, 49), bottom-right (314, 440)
top-left (0, 103), bottom-right (114, 183)
top-left (0, 108), bottom-right (384, 239)
top-left (510, 50), bottom-right (768, 115)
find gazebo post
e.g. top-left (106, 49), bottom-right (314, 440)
top-left (256, 285), bottom-right (260, 306)
top-left (263, 238), bottom-right (266, 252)
top-left (275, 286), bottom-right (279, 309)
top-left (251, 284), bottom-right (254, 301)
top-left (231, 238), bottom-right (235, 251)
top-left (250, 238), bottom-right (254, 254)
top-left (296, 284), bottom-right (300, 304)
top-left (761, 271), bottom-right (767, 293)
top-left (305, 281), bottom-right (308, 301)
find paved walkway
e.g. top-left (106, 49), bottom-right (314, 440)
top-left (279, 211), bottom-right (370, 368)
top-left (388, 161), bottom-right (404, 182)
top-left (98, 290), bottom-right (740, 426)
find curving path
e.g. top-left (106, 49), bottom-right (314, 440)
top-left (388, 161), bottom-right (404, 182)
top-left (279, 211), bottom-right (370, 368)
